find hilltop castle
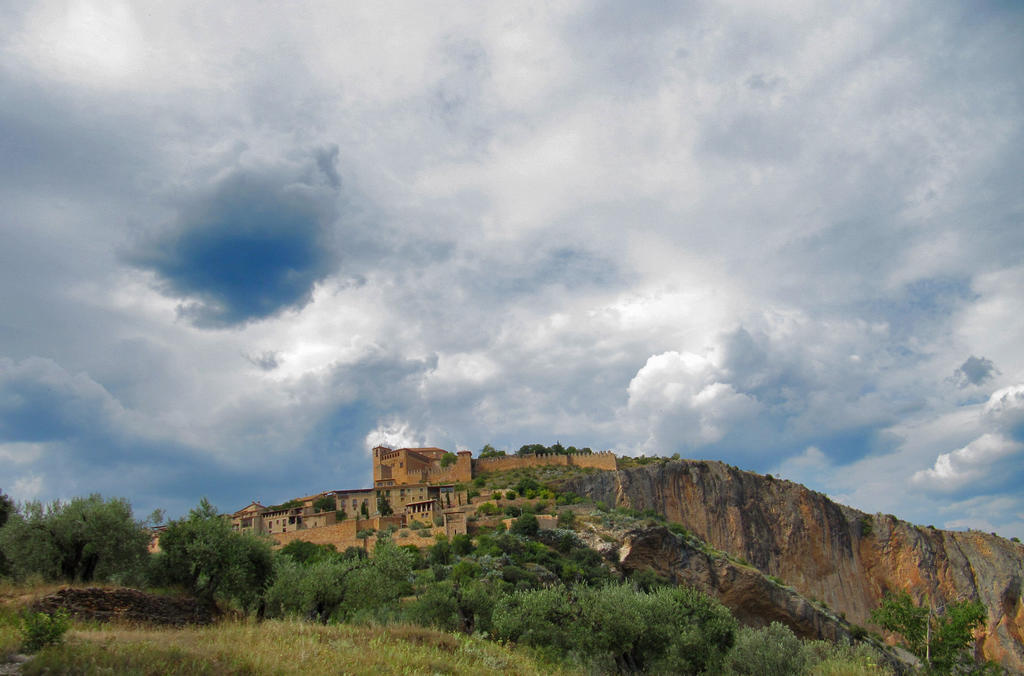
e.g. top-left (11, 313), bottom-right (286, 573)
top-left (229, 445), bottom-right (616, 549)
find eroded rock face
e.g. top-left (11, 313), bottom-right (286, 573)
top-left (564, 461), bottom-right (1024, 672)
top-left (618, 526), bottom-right (852, 643)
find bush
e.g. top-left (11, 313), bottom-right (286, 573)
top-left (510, 513), bottom-right (539, 537)
top-left (20, 609), bottom-right (71, 653)
top-left (312, 496), bottom-right (335, 513)
top-left (557, 510), bottom-right (575, 529)
top-left (428, 539), bottom-right (452, 566)
top-left (505, 491), bottom-right (516, 501)
top-left (451, 534), bottom-right (473, 556)
top-left (724, 622), bottom-right (807, 676)
top-left (493, 583), bottom-right (736, 673)
top-left (514, 478), bottom-right (541, 496)
top-left (860, 515), bottom-right (873, 537)
top-left (476, 502), bottom-right (501, 516)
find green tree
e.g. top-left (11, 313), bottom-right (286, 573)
top-left (377, 495), bottom-right (393, 516)
top-left (360, 501), bottom-right (369, 518)
top-left (557, 509), bottom-right (576, 529)
top-left (724, 622), bottom-right (808, 676)
top-left (450, 533), bottom-right (473, 556)
top-left (0, 494), bottom-right (149, 583)
top-left (493, 583), bottom-right (736, 673)
top-left (479, 444), bottom-right (506, 458)
top-left (151, 498), bottom-right (274, 612)
top-left (0, 490), bottom-right (13, 529)
top-left (510, 513), bottom-right (539, 537)
top-left (312, 496), bottom-right (335, 513)
top-left (440, 452), bottom-right (457, 468)
top-left (871, 591), bottom-right (988, 674)
top-left (0, 489), bottom-right (13, 576)
top-left (279, 540), bottom-right (337, 566)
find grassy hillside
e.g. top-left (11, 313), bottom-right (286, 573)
top-left (1, 588), bottom-right (569, 675)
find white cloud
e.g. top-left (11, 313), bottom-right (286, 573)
top-left (364, 419), bottom-right (424, 453)
top-left (911, 433), bottom-right (1022, 490)
top-left (11, 474), bottom-right (44, 500)
top-left (984, 384), bottom-right (1024, 428)
top-left (0, 1), bottom-right (1021, 533)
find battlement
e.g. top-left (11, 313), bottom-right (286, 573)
top-left (473, 450), bottom-right (617, 473)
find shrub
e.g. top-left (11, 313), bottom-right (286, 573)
top-left (451, 534), bottom-right (473, 556)
top-left (514, 478), bottom-right (541, 496)
top-left (557, 510), bottom-right (576, 529)
top-left (476, 502), bottom-right (501, 516)
top-left (724, 622), bottom-right (807, 676)
top-left (21, 609), bottom-right (71, 653)
top-left (668, 522), bottom-right (690, 537)
top-left (860, 515), bottom-right (873, 537)
top-left (505, 491), bottom-right (516, 501)
top-left (492, 492), bottom-right (502, 501)
top-left (510, 513), bottom-right (539, 537)
top-left (492, 583), bottom-right (736, 673)
top-left (279, 540), bottom-right (338, 566)
top-left (428, 539), bottom-right (452, 566)
top-left (312, 496), bottom-right (336, 513)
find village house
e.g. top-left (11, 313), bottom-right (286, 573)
top-left (227, 445), bottom-right (617, 548)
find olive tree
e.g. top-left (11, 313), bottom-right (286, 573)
top-left (0, 494), bottom-right (149, 583)
top-left (152, 498), bottom-right (273, 612)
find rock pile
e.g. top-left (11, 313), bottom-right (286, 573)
top-left (31, 587), bottom-right (213, 626)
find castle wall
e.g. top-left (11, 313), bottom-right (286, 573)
top-left (424, 451), bottom-right (472, 484)
top-left (473, 451), bottom-right (617, 474)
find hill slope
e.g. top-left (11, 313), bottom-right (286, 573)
top-left (563, 460), bottom-right (1024, 671)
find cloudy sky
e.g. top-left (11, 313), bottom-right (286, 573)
top-left (1, 1), bottom-right (1022, 537)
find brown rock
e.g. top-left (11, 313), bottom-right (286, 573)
top-left (31, 587), bottom-right (213, 626)
top-left (565, 461), bottom-right (1024, 673)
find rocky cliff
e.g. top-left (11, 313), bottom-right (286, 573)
top-left (563, 460), bottom-right (1024, 672)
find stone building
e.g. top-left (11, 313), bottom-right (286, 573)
top-left (228, 444), bottom-right (616, 547)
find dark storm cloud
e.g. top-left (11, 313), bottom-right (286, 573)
top-left (245, 351), bottom-right (281, 371)
top-left (954, 355), bottom-right (998, 388)
top-left (126, 152), bottom-right (342, 327)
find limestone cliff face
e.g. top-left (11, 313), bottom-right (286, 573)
top-left (563, 461), bottom-right (1024, 672)
top-left (617, 526), bottom-right (854, 644)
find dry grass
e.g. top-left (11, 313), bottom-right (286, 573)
top-left (0, 583), bottom-right (570, 674)
top-left (22, 619), bottom-right (572, 675)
